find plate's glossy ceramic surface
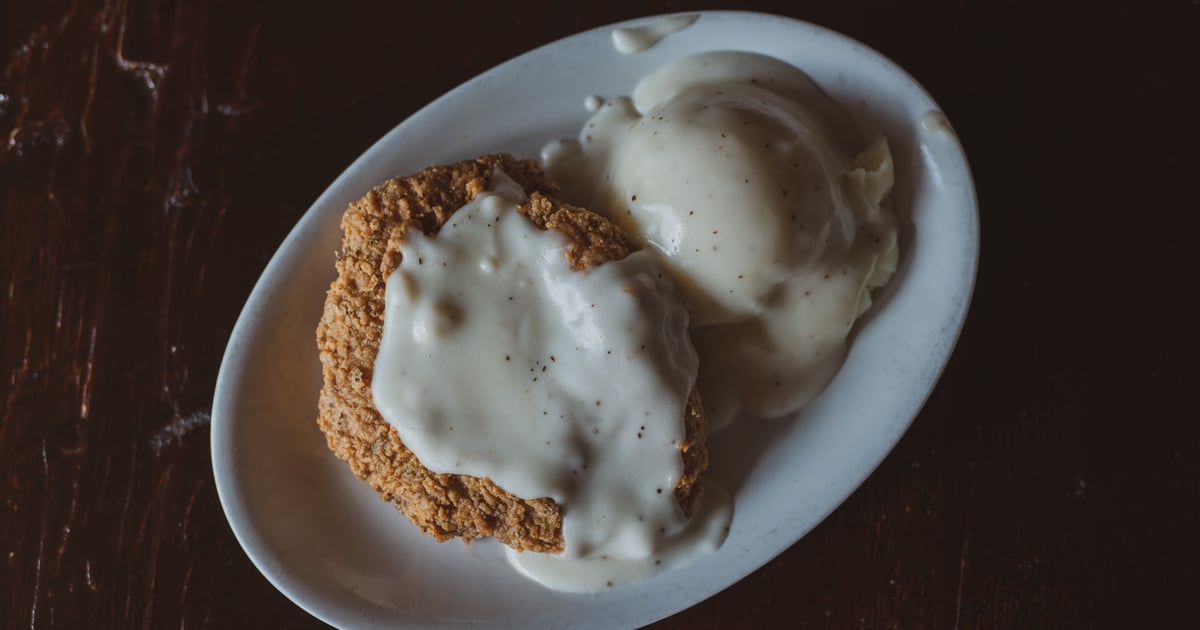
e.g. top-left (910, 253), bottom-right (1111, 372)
top-left (212, 11), bottom-right (978, 629)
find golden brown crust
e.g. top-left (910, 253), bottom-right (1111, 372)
top-left (522, 192), bottom-right (638, 271)
top-left (316, 154), bottom-right (705, 553)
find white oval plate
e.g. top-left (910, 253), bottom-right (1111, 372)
top-left (212, 11), bottom-right (978, 629)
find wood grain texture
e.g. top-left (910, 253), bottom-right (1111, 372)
top-left (2, 0), bottom-right (1197, 627)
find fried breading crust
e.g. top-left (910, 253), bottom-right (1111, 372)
top-left (316, 154), bottom-right (706, 553)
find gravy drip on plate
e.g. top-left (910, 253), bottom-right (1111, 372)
top-left (611, 15), bottom-right (699, 53)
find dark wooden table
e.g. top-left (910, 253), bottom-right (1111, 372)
top-left (3, 1), bottom-right (1198, 627)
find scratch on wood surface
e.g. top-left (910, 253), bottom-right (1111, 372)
top-left (149, 411), bottom-right (211, 452)
top-left (78, 18), bottom-right (102, 156)
top-left (43, 116), bottom-right (69, 199)
top-left (113, 448), bottom-right (137, 560)
top-left (2, 10), bottom-right (76, 169)
top-left (180, 478), bottom-right (203, 545)
top-left (953, 523), bottom-right (971, 629)
top-left (80, 324), bottom-right (97, 419)
top-left (1, 329), bottom-right (34, 446)
top-left (146, 459), bottom-right (178, 627)
top-left (53, 281), bottom-right (66, 332)
top-left (85, 557), bottom-right (99, 592)
top-left (194, 184), bottom-right (230, 294)
top-left (54, 474), bottom-right (79, 565)
top-left (178, 563), bottom-right (193, 630)
top-left (113, 0), bottom-right (168, 102)
top-left (953, 425), bottom-right (981, 630)
top-left (217, 21), bottom-right (261, 116)
top-left (3, 8), bottom-right (75, 80)
top-left (30, 440), bottom-right (49, 629)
